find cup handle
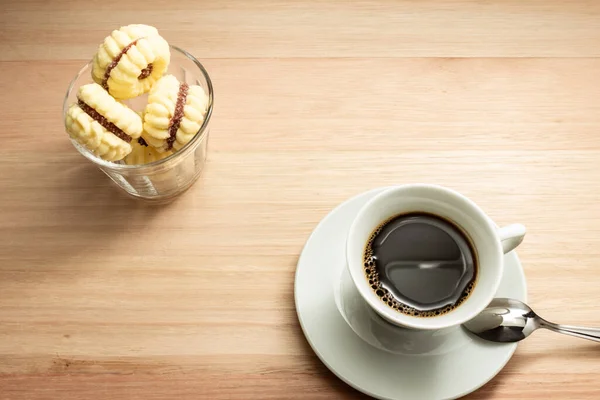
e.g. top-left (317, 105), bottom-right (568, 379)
top-left (497, 224), bottom-right (526, 254)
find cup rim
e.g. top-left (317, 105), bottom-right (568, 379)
top-left (62, 45), bottom-right (214, 171)
top-left (346, 184), bottom-right (503, 330)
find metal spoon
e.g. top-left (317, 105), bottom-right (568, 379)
top-left (463, 298), bottom-right (600, 343)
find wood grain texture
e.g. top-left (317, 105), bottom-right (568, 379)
top-left (1, 1), bottom-right (600, 399)
top-left (3, 0), bottom-right (600, 60)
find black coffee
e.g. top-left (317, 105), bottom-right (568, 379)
top-left (364, 213), bottom-right (477, 317)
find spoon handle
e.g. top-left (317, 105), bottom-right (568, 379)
top-left (540, 320), bottom-right (600, 342)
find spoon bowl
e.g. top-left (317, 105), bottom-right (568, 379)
top-left (463, 298), bottom-right (600, 343)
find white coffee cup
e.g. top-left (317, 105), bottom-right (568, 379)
top-left (346, 184), bottom-right (526, 330)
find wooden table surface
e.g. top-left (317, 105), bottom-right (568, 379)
top-left (1, 1), bottom-right (600, 398)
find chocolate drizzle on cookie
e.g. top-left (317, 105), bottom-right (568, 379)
top-left (166, 83), bottom-right (189, 150)
top-left (138, 64), bottom-right (153, 80)
top-left (102, 38), bottom-right (152, 90)
top-left (77, 100), bottom-right (132, 143)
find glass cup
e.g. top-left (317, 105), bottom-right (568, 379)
top-left (63, 46), bottom-right (214, 202)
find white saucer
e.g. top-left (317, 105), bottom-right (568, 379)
top-left (294, 188), bottom-right (527, 400)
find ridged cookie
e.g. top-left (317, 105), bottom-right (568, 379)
top-left (65, 83), bottom-right (143, 161)
top-left (142, 75), bottom-right (209, 152)
top-left (124, 138), bottom-right (174, 165)
top-left (92, 24), bottom-right (170, 100)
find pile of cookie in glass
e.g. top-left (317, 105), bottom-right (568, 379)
top-left (64, 24), bottom-right (209, 165)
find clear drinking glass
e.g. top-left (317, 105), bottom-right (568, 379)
top-left (63, 46), bottom-right (214, 202)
